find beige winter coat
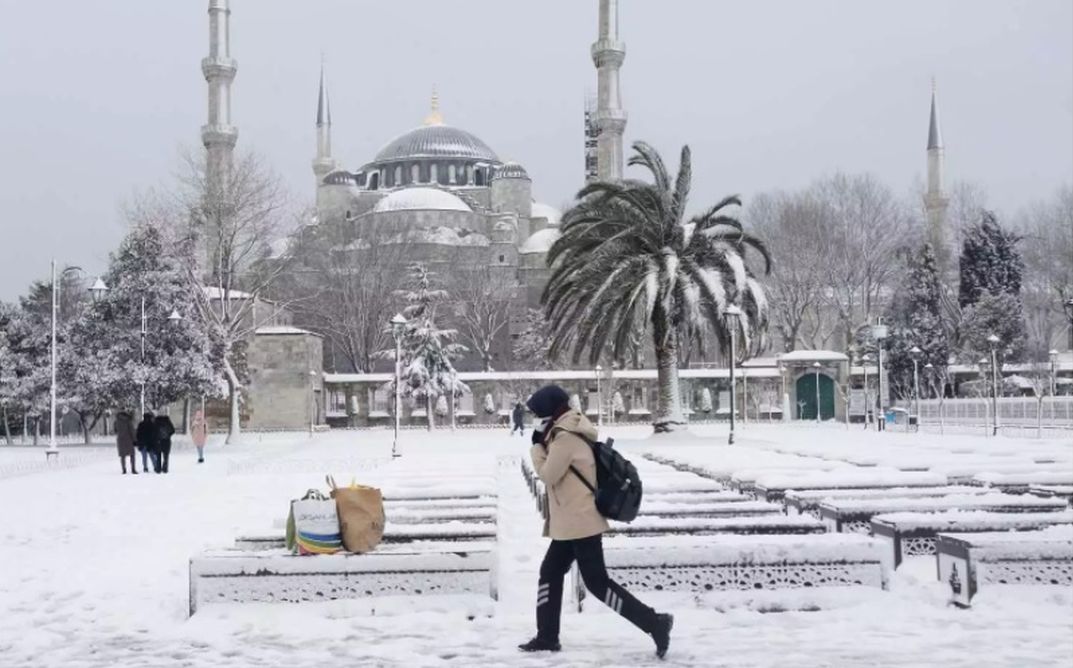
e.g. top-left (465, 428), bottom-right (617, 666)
top-left (530, 410), bottom-right (609, 541)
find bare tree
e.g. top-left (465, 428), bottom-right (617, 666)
top-left (813, 173), bottom-right (916, 350)
top-left (1017, 185), bottom-right (1073, 352)
top-left (448, 261), bottom-right (515, 372)
top-left (166, 151), bottom-right (294, 443)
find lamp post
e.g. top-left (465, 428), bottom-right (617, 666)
top-left (909, 345), bottom-right (922, 431)
top-left (1064, 297), bottom-right (1073, 350)
top-left (861, 353), bottom-right (872, 429)
top-left (873, 323), bottom-right (888, 415)
top-left (725, 305), bottom-right (742, 444)
top-left (390, 313), bottom-right (407, 458)
top-left (308, 370), bottom-right (317, 438)
top-left (595, 364), bottom-right (603, 428)
top-left (1049, 349), bottom-right (1059, 397)
top-left (987, 334), bottom-right (1000, 436)
top-left (46, 263), bottom-right (96, 459)
top-left (812, 361), bottom-right (822, 423)
top-left (776, 353), bottom-right (788, 423)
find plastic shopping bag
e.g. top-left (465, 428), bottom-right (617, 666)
top-left (287, 489), bottom-right (343, 555)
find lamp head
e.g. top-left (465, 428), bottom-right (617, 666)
top-left (88, 277), bottom-right (108, 302)
top-left (167, 309), bottom-right (183, 324)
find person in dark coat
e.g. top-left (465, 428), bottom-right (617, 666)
top-left (518, 385), bottom-right (673, 659)
top-left (136, 412), bottom-right (160, 473)
top-left (114, 411), bottom-right (137, 475)
top-left (154, 414), bottom-right (176, 474)
top-left (511, 402), bottom-right (526, 436)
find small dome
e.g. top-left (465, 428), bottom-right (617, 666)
top-left (493, 219), bottom-right (515, 232)
top-left (520, 228), bottom-right (561, 255)
top-left (374, 125), bottom-right (499, 163)
top-left (373, 187), bottom-right (472, 214)
top-left (493, 161), bottom-right (529, 180)
top-left (530, 201), bottom-right (562, 226)
top-left (323, 170), bottom-right (356, 186)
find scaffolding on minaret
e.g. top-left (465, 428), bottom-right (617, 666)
top-left (584, 95), bottom-right (600, 183)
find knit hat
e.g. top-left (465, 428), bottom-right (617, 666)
top-left (526, 385), bottom-right (571, 419)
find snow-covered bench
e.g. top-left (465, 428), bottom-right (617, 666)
top-left (936, 526), bottom-right (1073, 607)
top-left (972, 471), bottom-right (1073, 494)
top-left (818, 494), bottom-right (1069, 534)
top-left (607, 515), bottom-right (825, 536)
top-left (1030, 485), bottom-right (1073, 504)
top-left (753, 471), bottom-right (948, 503)
top-left (783, 486), bottom-right (989, 517)
top-left (236, 521), bottom-right (497, 551)
top-left (871, 510), bottom-right (1073, 567)
top-left (189, 543), bottom-right (497, 616)
top-left (573, 534), bottom-right (888, 611)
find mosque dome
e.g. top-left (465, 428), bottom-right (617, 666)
top-left (520, 228), bottom-right (561, 255)
top-left (530, 202), bottom-right (562, 226)
top-left (493, 161), bottom-right (529, 180)
top-left (374, 125), bottom-right (499, 163)
top-left (373, 187), bottom-right (472, 213)
top-left (323, 169), bottom-right (356, 186)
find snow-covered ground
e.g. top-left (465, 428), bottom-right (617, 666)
top-left (1, 423), bottom-right (1071, 667)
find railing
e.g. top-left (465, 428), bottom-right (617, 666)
top-left (896, 396), bottom-right (1073, 437)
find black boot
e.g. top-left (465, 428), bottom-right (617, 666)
top-left (651, 613), bottom-right (674, 659)
top-left (518, 636), bottom-right (561, 653)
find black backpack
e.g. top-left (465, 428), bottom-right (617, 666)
top-left (566, 434), bottom-right (643, 523)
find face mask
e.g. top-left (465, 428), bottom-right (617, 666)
top-left (533, 417), bottom-right (551, 433)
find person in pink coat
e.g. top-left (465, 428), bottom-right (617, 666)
top-left (191, 409), bottom-right (208, 463)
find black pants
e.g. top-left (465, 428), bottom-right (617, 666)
top-left (511, 423), bottom-right (524, 435)
top-left (536, 534), bottom-right (657, 641)
top-left (160, 442), bottom-right (171, 473)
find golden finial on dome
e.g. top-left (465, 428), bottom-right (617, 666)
top-left (424, 86), bottom-right (444, 126)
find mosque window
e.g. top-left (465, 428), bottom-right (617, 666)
top-left (369, 173), bottom-right (379, 190)
top-left (466, 165), bottom-right (474, 185)
top-left (498, 254), bottom-right (505, 264)
top-left (448, 165), bottom-right (456, 184)
top-left (430, 163), bottom-right (438, 183)
top-left (394, 166), bottom-right (403, 186)
top-left (411, 164), bottom-right (420, 183)
top-left (475, 168), bottom-right (485, 187)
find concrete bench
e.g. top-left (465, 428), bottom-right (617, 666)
top-left (572, 534), bottom-right (888, 611)
top-left (607, 514), bottom-right (825, 536)
top-left (936, 526), bottom-right (1073, 607)
top-left (871, 510), bottom-right (1073, 567)
top-left (1031, 485), bottom-right (1073, 504)
top-left (189, 542), bottom-right (497, 616)
top-left (754, 471), bottom-right (948, 503)
top-left (783, 486), bottom-right (989, 517)
top-left (818, 494), bottom-right (1069, 534)
top-left (972, 471), bottom-right (1073, 494)
top-left (237, 521), bottom-right (497, 551)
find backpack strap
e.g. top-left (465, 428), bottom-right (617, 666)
top-left (569, 464), bottom-right (596, 492)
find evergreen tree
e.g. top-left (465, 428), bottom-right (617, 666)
top-left (959, 211), bottom-right (1024, 307)
top-left (63, 225), bottom-right (217, 440)
top-left (395, 264), bottom-right (467, 431)
top-left (884, 243), bottom-right (951, 399)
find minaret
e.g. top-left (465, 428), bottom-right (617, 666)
top-left (924, 79), bottom-right (949, 266)
top-left (592, 0), bottom-right (627, 181)
top-left (312, 62), bottom-right (337, 188)
top-left (201, 0), bottom-right (238, 188)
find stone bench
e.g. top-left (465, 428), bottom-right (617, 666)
top-left (936, 526), bottom-right (1073, 607)
top-left (189, 542), bottom-right (497, 616)
top-left (572, 534), bottom-right (888, 611)
top-left (237, 521), bottom-right (497, 551)
top-left (972, 471), bottom-right (1073, 494)
top-left (818, 494), bottom-right (1069, 534)
top-left (753, 471), bottom-right (948, 503)
top-left (783, 486), bottom-right (990, 517)
top-left (871, 509), bottom-right (1073, 568)
top-left (1031, 485), bottom-right (1073, 504)
top-left (607, 514), bottom-right (825, 537)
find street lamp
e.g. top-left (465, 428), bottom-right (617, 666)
top-left (873, 323), bottom-right (889, 415)
top-left (724, 305), bottom-right (742, 444)
top-left (861, 353), bottom-right (872, 429)
top-left (812, 361), bottom-right (822, 423)
top-left (595, 364), bottom-right (603, 428)
top-left (46, 262), bottom-right (89, 459)
top-left (987, 334), bottom-right (1000, 436)
top-left (390, 313), bottom-right (407, 459)
top-left (1064, 297), bottom-right (1073, 350)
top-left (923, 363), bottom-right (934, 398)
top-left (308, 370), bottom-right (317, 438)
top-left (775, 353), bottom-right (788, 423)
top-left (1049, 349), bottom-right (1059, 397)
top-left (909, 345), bottom-right (922, 430)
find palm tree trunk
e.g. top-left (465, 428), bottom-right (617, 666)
top-left (651, 314), bottom-right (686, 433)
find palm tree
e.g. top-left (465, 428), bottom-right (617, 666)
top-left (543, 142), bottom-right (771, 432)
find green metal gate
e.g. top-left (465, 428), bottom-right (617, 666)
top-left (797, 373), bottom-right (835, 420)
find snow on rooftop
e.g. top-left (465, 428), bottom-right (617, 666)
top-left (373, 187), bottom-right (472, 213)
top-left (530, 201), bottom-right (562, 226)
top-left (519, 227), bottom-right (560, 254)
top-left (778, 350), bottom-right (850, 363)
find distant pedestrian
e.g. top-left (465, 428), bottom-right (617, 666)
top-left (136, 412), bottom-right (160, 473)
top-left (155, 414), bottom-right (176, 474)
top-left (114, 411), bottom-right (137, 475)
top-left (518, 384), bottom-right (673, 659)
top-left (191, 409), bottom-right (208, 463)
top-left (511, 402), bottom-right (526, 436)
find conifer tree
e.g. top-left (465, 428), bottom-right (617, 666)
top-left (885, 243), bottom-right (951, 398)
top-left (959, 211), bottom-right (1024, 307)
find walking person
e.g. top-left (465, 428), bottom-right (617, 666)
top-left (114, 411), bottom-right (137, 475)
top-left (154, 413), bottom-right (176, 473)
top-left (518, 385), bottom-right (673, 659)
top-left (511, 402), bottom-right (526, 437)
top-left (136, 412), bottom-right (161, 473)
top-left (191, 408), bottom-right (207, 463)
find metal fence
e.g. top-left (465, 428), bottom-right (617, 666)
top-left (896, 396), bottom-right (1073, 437)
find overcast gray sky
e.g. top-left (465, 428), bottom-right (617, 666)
top-left (1, 0), bottom-right (1070, 300)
